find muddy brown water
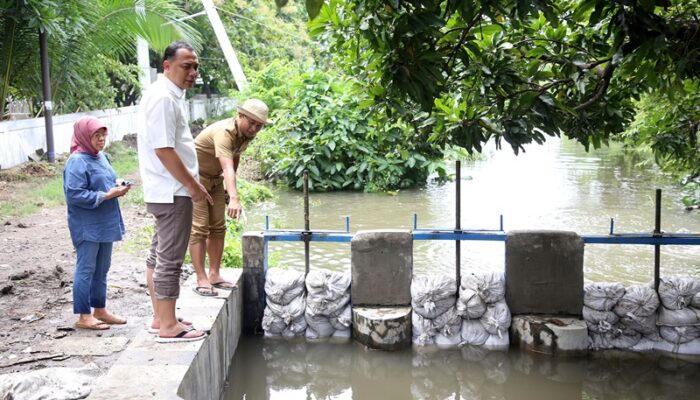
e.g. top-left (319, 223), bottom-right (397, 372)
top-left (223, 138), bottom-right (700, 400)
top-left (247, 137), bottom-right (700, 284)
top-left (223, 336), bottom-right (700, 400)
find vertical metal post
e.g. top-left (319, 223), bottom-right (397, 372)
top-left (303, 171), bottom-right (310, 274)
top-left (653, 189), bottom-right (662, 290)
top-left (455, 160), bottom-right (461, 287)
top-left (39, 29), bottom-right (55, 163)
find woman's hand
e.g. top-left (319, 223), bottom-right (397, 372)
top-left (105, 185), bottom-right (130, 200)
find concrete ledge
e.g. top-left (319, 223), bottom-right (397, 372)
top-left (510, 315), bottom-right (588, 356)
top-left (352, 306), bottom-right (412, 351)
top-left (87, 269), bottom-right (243, 400)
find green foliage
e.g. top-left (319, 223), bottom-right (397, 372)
top-left (259, 67), bottom-right (448, 192)
top-left (304, 0), bottom-right (700, 172)
top-left (0, 0), bottom-right (201, 118)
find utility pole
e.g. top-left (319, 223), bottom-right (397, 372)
top-left (200, 0), bottom-right (248, 90)
top-left (39, 29), bottom-right (55, 163)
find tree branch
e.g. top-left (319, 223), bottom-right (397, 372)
top-left (573, 62), bottom-right (615, 111)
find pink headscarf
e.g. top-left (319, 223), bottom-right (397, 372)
top-left (70, 117), bottom-right (107, 156)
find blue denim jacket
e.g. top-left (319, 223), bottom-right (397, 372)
top-left (63, 152), bottom-right (125, 247)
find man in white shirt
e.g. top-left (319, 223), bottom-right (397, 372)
top-left (137, 41), bottom-right (212, 343)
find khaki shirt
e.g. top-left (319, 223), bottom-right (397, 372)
top-left (194, 118), bottom-right (251, 179)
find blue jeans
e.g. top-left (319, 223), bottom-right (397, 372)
top-left (73, 241), bottom-right (113, 314)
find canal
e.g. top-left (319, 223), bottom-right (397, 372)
top-left (223, 336), bottom-right (700, 400)
top-left (246, 137), bottom-right (700, 284)
top-left (221, 138), bottom-right (700, 400)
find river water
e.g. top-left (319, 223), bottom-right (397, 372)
top-left (225, 138), bottom-right (700, 400)
top-left (223, 336), bottom-right (700, 400)
top-left (246, 137), bottom-right (700, 284)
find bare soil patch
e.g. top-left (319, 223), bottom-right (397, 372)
top-left (0, 174), bottom-right (153, 374)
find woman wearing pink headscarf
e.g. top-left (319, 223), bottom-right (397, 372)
top-left (63, 117), bottom-right (131, 330)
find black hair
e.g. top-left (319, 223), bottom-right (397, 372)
top-left (163, 41), bottom-right (195, 63)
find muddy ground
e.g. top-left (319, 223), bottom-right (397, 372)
top-left (0, 147), bottom-right (262, 379)
top-left (0, 172), bottom-right (155, 375)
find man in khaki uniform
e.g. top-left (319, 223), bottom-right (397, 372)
top-left (189, 99), bottom-right (270, 295)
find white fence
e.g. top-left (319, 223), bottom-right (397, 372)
top-left (0, 96), bottom-right (237, 170)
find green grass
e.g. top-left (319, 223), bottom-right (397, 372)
top-left (0, 141), bottom-right (140, 220)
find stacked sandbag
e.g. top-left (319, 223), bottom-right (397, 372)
top-left (305, 269), bottom-right (352, 339)
top-left (656, 276), bottom-right (700, 350)
top-left (583, 282), bottom-right (629, 349)
top-left (614, 285), bottom-right (661, 342)
top-left (411, 275), bottom-right (459, 347)
top-left (262, 269), bottom-right (307, 337)
top-left (459, 272), bottom-right (511, 349)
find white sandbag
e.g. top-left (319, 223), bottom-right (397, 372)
top-left (266, 294), bottom-right (306, 324)
top-left (589, 332), bottom-right (616, 350)
top-left (480, 300), bottom-right (511, 337)
top-left (656, 306), bottom-right (700, 326)
top-left (583, 282), bottom-right (625, 311)
top-left (412, 311), bottom-right (437, 345)
top-left (583, 306), bottom-right (619, 333)
top-left (456, 288), bottom-right (487, 319)
top-left (461, 319), bottom-right (490, 346)
top-left (613, 285), bottom-right (659, 318)
top-left (434, 307), bottom-right (462, 337)
top-left (413, 297), bottom-right (456, 319)
top-left (307, 291), bottom-right (351, 316)
top-left (332, 328), bottom-right (351, 338)
top-left (620, 313), bottom-right (659, 339)
top-left (659, 325), bottom-right (700, 344)
top-left (658, 276), bottom-right (700, 310)
top-left (305, 269), bottom-right (351, 301)
top-left (0, 363), bottom-right (99, 400)
top-left (435, 331), bottom-right (463, 349)
top-left (653, 337), bottom-right (700, 354)
top-left (411, 275), bottom-right (457, 319)
top-left (612, 329), bottom-right (641, 349)
top-left (262, 306), bottom-right (287, 334)
top-left (288, 314), bottom-right (307, 335)
top-left (329, 303), bottom-right (352, 330)
top-left (631, 337), bottom-right (657, 351)
top-left (460, 272), bottom-right (505, 304)
top-left (265, 269), bottom-right (306, 305)
top-left (483, 332), bottom-right (510, 350)
top-left (305, 310), bottom-right (335, 338)
top-left (692, 291), bottom-right (700, 309)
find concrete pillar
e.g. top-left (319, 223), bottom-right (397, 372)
top-left (352, 306), bottom-right (412, 351)
top-left (242, 232), bottom-right (266, 334)
top-left (505, 230), bottom-right (584, 316)
top-left (351, 230), bottom-right (412, 306)
top-left (510, 316), bottom-right (588, 356)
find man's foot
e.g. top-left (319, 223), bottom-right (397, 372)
top-left (148, 317), bottom-right (192, 334)
top-left (192, 285), bottom-right (218, 297)
top-left (211, 280), bottom-right (236, 290)
top-left (155, 329), bottom-right (206, 343)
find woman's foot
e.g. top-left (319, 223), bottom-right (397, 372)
top-left (149, 317), bottom-right (193, 333)
top-left (75, 315), bottom-right (110, 330)
top-left (93, 310), bottom-right (127, 325)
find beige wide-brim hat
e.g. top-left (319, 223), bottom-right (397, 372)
top-left (237, 99), bottom-right (272, 125)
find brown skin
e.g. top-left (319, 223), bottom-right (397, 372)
top-left (148, 47), bottom-right (211, 340)
top-left (188, 112), bottom-right (265, 291)
top-left (76, 128), bottom-right (130, 329)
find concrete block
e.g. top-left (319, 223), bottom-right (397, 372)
top-left (505, 230), bottom-right (584, 315)
top-left (510, 315), bottom-right (588, 356)
top-left (242, 232), bottom-right (266, 334)
top-left (352, 306), bottom-right (412, 351)
top-left (351, 230), bottom-right (412, 306)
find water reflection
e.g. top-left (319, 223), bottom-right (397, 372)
top-left (245, 138), bottom-right (700, 284)
top-left (223, 336), bottom-right (700, 400)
